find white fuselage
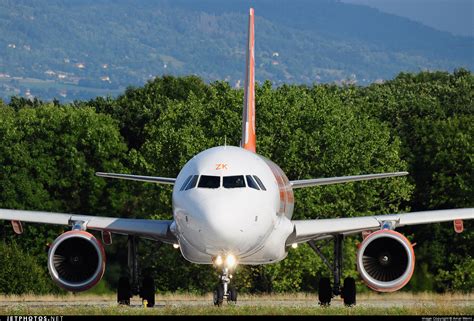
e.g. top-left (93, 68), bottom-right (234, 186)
top-left (172, 146), bottom-right (295, 265)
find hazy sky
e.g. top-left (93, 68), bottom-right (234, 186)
top-left (341, 0), bottom-right (473, 37)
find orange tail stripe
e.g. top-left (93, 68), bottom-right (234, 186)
top-left (242, 8), bottom-right (256, 153)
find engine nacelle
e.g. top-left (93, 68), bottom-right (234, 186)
top-left (357, 230), bottom-right (415, 292)
top-left (48, 231), bottom-right (106, 292)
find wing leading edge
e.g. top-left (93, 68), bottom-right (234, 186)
top-left (95, 172), bottom-right (408, 188)
top-left (96, 172), bottom-right (176, 185)
top-left (290, 172), bottom-right (408, 189)
top-left (0, 208), bottom-right (177, 243)
top-left (288, 208), bottom-right (474, 245)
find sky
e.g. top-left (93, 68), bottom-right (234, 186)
top-left (341, 0), bottom-right (474, 37)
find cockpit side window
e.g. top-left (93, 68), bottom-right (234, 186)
top-left (245, 175), bottom-right (260, 190)
top-left (198, 175), bottom-right (220, 189)
top-left (180, 175), bottom-right (193, 191)
top-left (253, 175), bottom-right (267, 191)
top-left (223, 175), bottom-right (246, 188)
top-left (185, 175), bottom-right (199, 191)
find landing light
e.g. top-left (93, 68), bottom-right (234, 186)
top-left (215, 255), bottom-right (223, 266)
top-left (173, 243), bottom-right (180, 249)
top-left (291, 243), bottom-right (298, 249)
top-left (225, 254), bottom-right (237, 268)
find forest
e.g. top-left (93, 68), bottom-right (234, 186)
top-left (0, 69), bottom-right (472, 295)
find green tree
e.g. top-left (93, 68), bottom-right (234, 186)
top-left (0, 102), bottom-right (129, 291)
top-left (0, 242), bottom-right (53, 294)
top-left (354, 70), bottom-right (473, 292)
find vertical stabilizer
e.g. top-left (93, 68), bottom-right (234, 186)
top-left (241, 8), bottom-right (256, 152)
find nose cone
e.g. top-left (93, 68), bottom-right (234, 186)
top-left (203, 208), bottom-right (246, 245)
top-left (180, 191), bottom-right (273, 256)
top-left (197, 201), bottom-right (252, 253)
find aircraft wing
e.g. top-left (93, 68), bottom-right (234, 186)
top-left (290, 172), bottom-right (408, 189)
top-left (0, 208), bottom-right (177, 243)
top-left (96, 172), bottom-right (176, 185)
top-left (287, 208), bottom-right (474, 245)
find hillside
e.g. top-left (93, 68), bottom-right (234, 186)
top-left (0, 0), bottom-right (472, 101)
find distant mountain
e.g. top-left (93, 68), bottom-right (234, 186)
top-left (341, 0), bottom-right (474, 37)
top-left (0, 0), bottom-right (472, 101)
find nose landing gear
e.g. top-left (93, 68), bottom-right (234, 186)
top-left (213, 267), bottom-right (238, 306)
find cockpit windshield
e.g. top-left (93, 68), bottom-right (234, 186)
top-left (198, 175), bottom-right (220, 189)
top-left (181, 174), bottom-right (266, 191)
top-left (185, 175), bottom-right (199, 190)
top-left (180, 175), bottom-right (193, 191)
top-left (223, 175), bottom-right (246, 188)
top-left (245, 175), bottom-right (259, 190)
top-left (253, 175), bottom-right (266, 191)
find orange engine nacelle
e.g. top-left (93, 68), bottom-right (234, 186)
top-left (357, 230), bottom-right (415, 292)
top-left (47, 231), bottom-right (106, 292)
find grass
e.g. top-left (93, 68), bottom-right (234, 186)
top-left (0, 292), bottom-right (472, 315)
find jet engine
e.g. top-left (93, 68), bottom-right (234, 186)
top-left (357, 230), bottom-right (415, 292)
top-left (47, 231), bottom-right (106, 292)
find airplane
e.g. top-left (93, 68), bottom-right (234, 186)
top-left (0, 8), bottom-right (473, 308)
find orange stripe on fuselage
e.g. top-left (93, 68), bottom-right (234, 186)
top-left (242, 8), bottom-right (256, 153)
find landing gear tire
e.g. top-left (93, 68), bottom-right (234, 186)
top-left (213, 284), bottom-right (224, 306)
top-left (140, 276), bottom-right (155, 308)
top-left (318, 277), bottom-right (332, 306)
top-left (228, 286), bottom-right (238, 303)
top-left (117, 276), bottom-right (131, 305)
top-left (342, 277), bottom-right (356, 306)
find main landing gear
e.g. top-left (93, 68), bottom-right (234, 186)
top-left (117, 236), bottom-right (156, 307)
top-left (213, 256), bottom-right (238, 306)
top-left (308, 234), bottom-right (356, 306)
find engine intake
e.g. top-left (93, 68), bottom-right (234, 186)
top-left (357, 230), bottom-right (415, 292)
top-left (48, 231), bottom-right (106, 292)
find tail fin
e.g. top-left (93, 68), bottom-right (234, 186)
top-left (241, 8), bottom-right (256, 153)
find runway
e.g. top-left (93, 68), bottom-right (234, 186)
top-left (0, 293), bottom-right (472, 309)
